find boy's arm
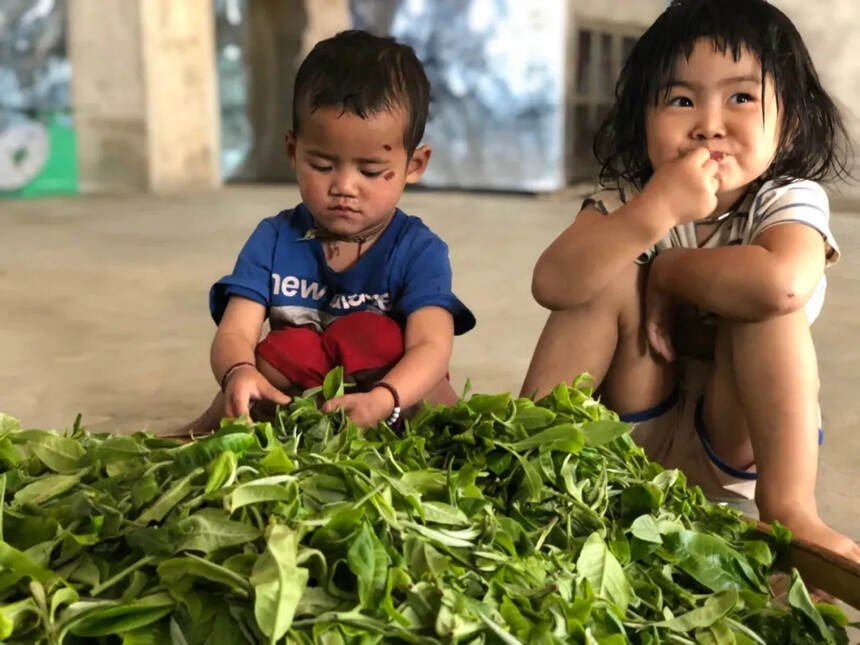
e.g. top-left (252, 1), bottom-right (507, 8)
top-left (321, 306), bottom-right (453, 426)
top-left (376, 306), bottom-right (453, 408)
top-left (212, 296), bottom-right (290, 418)
top-left (211, 296), bottom-right (265, 379)
top-left (651, 223), bottom-right (826, 320)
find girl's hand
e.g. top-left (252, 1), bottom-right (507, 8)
top-left (321, 388), bottom-right (394, 428)
top-left (645, 259), bottom-right (677, 363)
top-left (642, 147), bottom-right (720, 225)
top-left (224, 366), bottom-right (292, 420)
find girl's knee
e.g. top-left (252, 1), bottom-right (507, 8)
top-left (716, 310), bottom-right (820, 392)
top-left (574, 262), bottom-right (648, 337)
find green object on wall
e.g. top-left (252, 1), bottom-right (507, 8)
top-left (0, 112), bottom-right (78, 199)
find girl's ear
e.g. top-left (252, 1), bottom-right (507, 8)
top-left (285, 131), bottom-right (298, 170)
top-left (405, 145), bottom-right (432, 184)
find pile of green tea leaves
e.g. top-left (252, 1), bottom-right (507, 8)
top-left (0, 370), bottom-right (850, 644)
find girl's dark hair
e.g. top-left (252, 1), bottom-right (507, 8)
top-left (292, 30), bottom-right (430, 156)
top-left (594, 0), bottom-right (851, 189)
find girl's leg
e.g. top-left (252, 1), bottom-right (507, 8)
top-left (705, 310), bottom-right (860, 560)
top-left (520, 263), bottom-right (676, 414)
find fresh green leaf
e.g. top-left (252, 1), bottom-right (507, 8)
top-left (630, 515), bottom-right (662, 544)
top-left (250, 524), bottom-right (308, 643)
top-left (787, 568), bottom-right (836, 644)
top-left (68, 593), bottom-right (174, 637)
top-left (510, 423), bottom-right (585, 453)
top-left (323, 366), bottom-right (345, 400)
top-left (347, 523), bottom-right (390, 608)
top-left (581, 420), bottom-right (631, 447)
top-left (173, 509), bottom-right (261, 553)
top-left (576, 532), bottom-right (634, 612)
top-left (657, 589), bottom-right (737, 632)
top-left (13, 472), bottom-right (83, 506)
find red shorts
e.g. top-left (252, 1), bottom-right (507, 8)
top-left (255, 311), bottom-right (404, 389)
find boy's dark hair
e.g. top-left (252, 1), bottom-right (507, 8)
top-left (594, 0), bottom-right (851, 190)
top-left (292, 30), bottom-right (430, 156)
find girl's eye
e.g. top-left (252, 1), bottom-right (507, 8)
top-left (668, 96), bottom-right (693, 107)
top-left (730, 93), bottom-right (754, 104)
top-left (361, 170), bottom-right (384, 178)
top-left (309, 163), bottom-right (332, 172)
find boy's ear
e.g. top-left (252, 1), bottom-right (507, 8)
top-left (285, 131), bottom-right (297, 169)
top-left (405, 145), bottom-right (431, 184)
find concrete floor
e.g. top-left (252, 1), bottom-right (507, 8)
top-left (1, 184), bottom-right (858, 542)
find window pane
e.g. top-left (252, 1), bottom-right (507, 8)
top-left (596, 103), bottom-right (611, 131)
top-left (622, 36), bottom-right (636, 66)
top-left (576, 30), bottom-right (592, 95)
top-left (600, 33), bottom-right (613, 99)
top-left (573, 104), bottom-right (593, 167)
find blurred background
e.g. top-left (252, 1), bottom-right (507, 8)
top-left (1, 1), bottom-right (859, 541)
top-left (3, 0), bottom-right (858, 198)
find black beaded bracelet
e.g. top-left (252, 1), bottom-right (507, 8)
top-left (373, 381), bottom-right (401, 426)
top-left (220, 361), bottom-right (255, 392)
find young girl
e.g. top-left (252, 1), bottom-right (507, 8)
top-left (522, 0), bottom-right (859, 561)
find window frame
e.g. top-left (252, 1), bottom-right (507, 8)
top-left (567, 19), bottom-right (643, 182)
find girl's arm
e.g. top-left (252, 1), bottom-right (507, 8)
top-left (321, 306), bottom-right (453, 426)
top-left (533, 148), bottom-right (720, 310)
top-left (532, 197), bottom-right (672, 310)
top-left (651, 223), bottom-right (826, 320)
top-left (212, 295), bottom-right (290, 418)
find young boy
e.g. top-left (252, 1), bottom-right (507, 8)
top-left (185, 30), bottom-right (474, 432)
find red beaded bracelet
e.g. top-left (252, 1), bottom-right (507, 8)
top-left (220, 361), bottom-right (255, 392)
top-left (373, 381), bottom-right (401, 426)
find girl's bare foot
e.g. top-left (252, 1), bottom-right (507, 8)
top-left (767, 509), bottom-right (860, 563)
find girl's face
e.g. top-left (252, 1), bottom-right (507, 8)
top-left (645, 39), bottom-right (782, 214)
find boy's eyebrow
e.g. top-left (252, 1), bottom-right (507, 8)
top-left (305, 150), bottom-right (388, 164)
top-left (306, 150), bottom-right (336, 161)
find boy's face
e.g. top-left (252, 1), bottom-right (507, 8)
top-left (287, 105), bottom-right (430, 237)
top-left (645, 39), bottom-right (782, 214)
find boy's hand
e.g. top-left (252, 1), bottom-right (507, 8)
top-left (224, 366), bottom-right (292, 420)
top-left (642, 147), bottom-right (720, 226)
top-left (321, 388), bottom-right (394, 428)
top-left (645, 258), bottom-right (677, 363)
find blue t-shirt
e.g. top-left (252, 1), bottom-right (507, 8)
top-left (210, 204), bottom-right (475, 335)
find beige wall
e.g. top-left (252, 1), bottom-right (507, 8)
top-left (68, 1), bottom-right (148, 192)
top-left (68, 0), bottom-right (220, 193)
top-left (301, 0), bottom-right (350, 59)
top-left (572, 0), bottom-right (664, 27)
top-left (774, 0), bottom-right (860, 200)
top-left (141, 1), bottom-right (220, 193)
